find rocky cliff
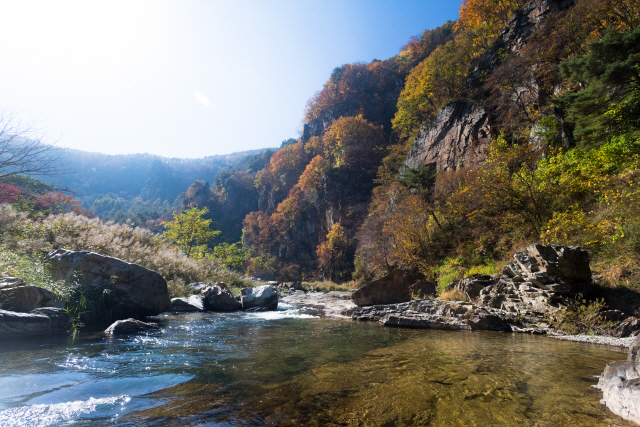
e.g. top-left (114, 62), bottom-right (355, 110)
top-left (405, 0), bottom-right (574, 172)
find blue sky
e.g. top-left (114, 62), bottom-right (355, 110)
top-left (0, 0), bottom-right (461, 158)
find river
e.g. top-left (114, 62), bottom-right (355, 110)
top-left (0, 303), bottom-right (630, 426)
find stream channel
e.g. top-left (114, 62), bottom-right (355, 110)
top-left (0, 302), bottom-right (631, 426)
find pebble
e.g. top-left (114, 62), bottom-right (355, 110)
top-left (548, 334), bottom-right (634, 348)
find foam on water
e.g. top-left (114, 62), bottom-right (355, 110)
top-left (246, 302), bottom-right (319, 320)
top-left (0, 395), bottom-right (130, 427)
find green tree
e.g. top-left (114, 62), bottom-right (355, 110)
top-left (211, 242), bottom-right (247, 271)
top-left (559, 25), bottom-right (640, 145)
top-left (163, 207), bottom-right (220, 258)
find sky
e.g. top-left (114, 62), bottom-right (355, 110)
top-left (0, 0), bottom-right (461, 159)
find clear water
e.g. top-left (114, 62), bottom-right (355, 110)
top-left (0, 302), bottom-right (630, 426)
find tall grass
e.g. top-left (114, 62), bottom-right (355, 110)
top-left (0, 205), bottom-right (250, 297)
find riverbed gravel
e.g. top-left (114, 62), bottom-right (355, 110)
top-left (548, 333), bottom-right (634, 347)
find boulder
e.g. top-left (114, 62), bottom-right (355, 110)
top-left (170, 295), bottom-right (207, 312)
top-left (105, 318), bottom-right (161, 335)
top-left (31, 307), bottom-right (71, 334)
top-left (186, 282), bottom-right (210, 293)
top-left (353, 269), bottom-right (430, 307)
top-left (241, 285), bottom-right (278, 311)
top-left (46, 249), bottom-right (171, 322)
top-left (596, 335), bottom-right (640, 425)
top-left (614, 317), bottom-right (640, 338)
top-left (0, 280), bottom-right (64, 312)
top-left (0, 309), bottom-right (52, 338)
top-left (202, 282), bottom-right (241, 311)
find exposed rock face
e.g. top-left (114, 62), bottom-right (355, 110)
top-left (596, 335), bottom-right (640, 425)
top-left (444, 244), bottom-right (591, 315)
top-left (405, 103), bottom-right (492, 172)
top-left (0, 279), bottom-right (64, 312)
top-left (353, 270), bottom-right (435, 307)
top-left (241, 285), bottom-right (278, 311)
top-left (406, 0), bottom-right (573, 174)
top-left (46, 249), bottom-right (171, 321)
top-left (202, 283), bottom-right (241, 312)
top-left (170, 295), bottom-right (207, 312)
top-left (346, 299), bottom-right (523, 333)
top-left (105, 318), bottom-right (161, 335)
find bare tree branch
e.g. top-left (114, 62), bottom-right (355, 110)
top-left (0, 113), bottom-right (68, 182)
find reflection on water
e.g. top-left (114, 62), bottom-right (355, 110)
top-left (0, 302), bottom-right (629, 426)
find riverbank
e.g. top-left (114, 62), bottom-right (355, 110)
top-left (282, 290), bottom-right (636, 348)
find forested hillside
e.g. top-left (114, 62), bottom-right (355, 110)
top-left (36, 147), bottom-right (275, 231)
top-left (179, 0), bottom-right (640, 289)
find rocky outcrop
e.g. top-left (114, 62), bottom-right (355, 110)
top-left (405, 103), bottom-right (492, 172)
top-left (0, 277), bottom-right (64, 312)
top-left (241, 285), bottom-right (278, 311)
top-left (202, 283), bottom-right (241, 312)
top-left (46, 249), bottom-right (171, 321)
top-left (105, 318), bottom-right (161, 335)
top-left (596, 335), bottom-right (640, 425)
top-left (170, 295), bottom-right (207, 312)
top-left (614, 317), bottom-right (640, 338)
top-left (353, 269), bottom-right (436, 307)
top-left (346, 299), bottom-right (528, 333)
top-left (0, 308), bottom-right (70, 338)
top-left (444, 244), bottom-right (592, 315)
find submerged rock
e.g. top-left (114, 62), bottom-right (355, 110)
top-left (353, 269), bottom-right (435, 307)
top-left (202, 282), bottom-right (241, 312)
top-left (170, 295), bottom-right (207, 312)
top-left (241, 285), bottom-right (278, 311)
top-left (105, 318), bottom-right (161, 335)
top-left (46, 249), bottom-right (171, 322)
top-left (596, 334), bottom-right (640, 425)
top-left (0, 278), bottom-right (64, 312)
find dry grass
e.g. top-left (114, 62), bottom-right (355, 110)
top-left (438, 290), bottom-right (468, 302)
top-left (304, 280), bottom-right (356, 292)
top-left (0, 205), bottom-right (250, 297)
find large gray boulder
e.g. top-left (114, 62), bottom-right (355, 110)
top-left (0, 309), bottom-right (50, 337)
top-left (241, 285), bottom-right (278, 311)
top-left (0, 308), bottom-right (71, 338)
top-left (170, 295), bottom-right (207, 312)
top-left (46, 249), bottom-right (170, 322)
top-left (0, 277), bottom-right (64, 312)
top-left (105, 318), bottom-right (161, 335)
top-left (596, 335), bottom-right (640, 425)
top-left (203, 282), bottom-right (241, 312)
top-left (353, 270), bottom-right (434, 307)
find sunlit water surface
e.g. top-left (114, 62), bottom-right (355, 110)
top-left (0, 302), bottom-right (630, 426)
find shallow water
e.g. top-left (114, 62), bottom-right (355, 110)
top-left (0, 303), bottom-right (630, 426)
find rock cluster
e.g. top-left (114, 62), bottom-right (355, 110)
top-left (170, 282), bottom-right (278, 313)
top-left (0, 277), bottom-right (71, 338)
top-left (596, 334), bottom-right (640, 425)
top-left (345, 299), bottom-right (537, 333)
top-left (446, 244), bottom-right (592, 315)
